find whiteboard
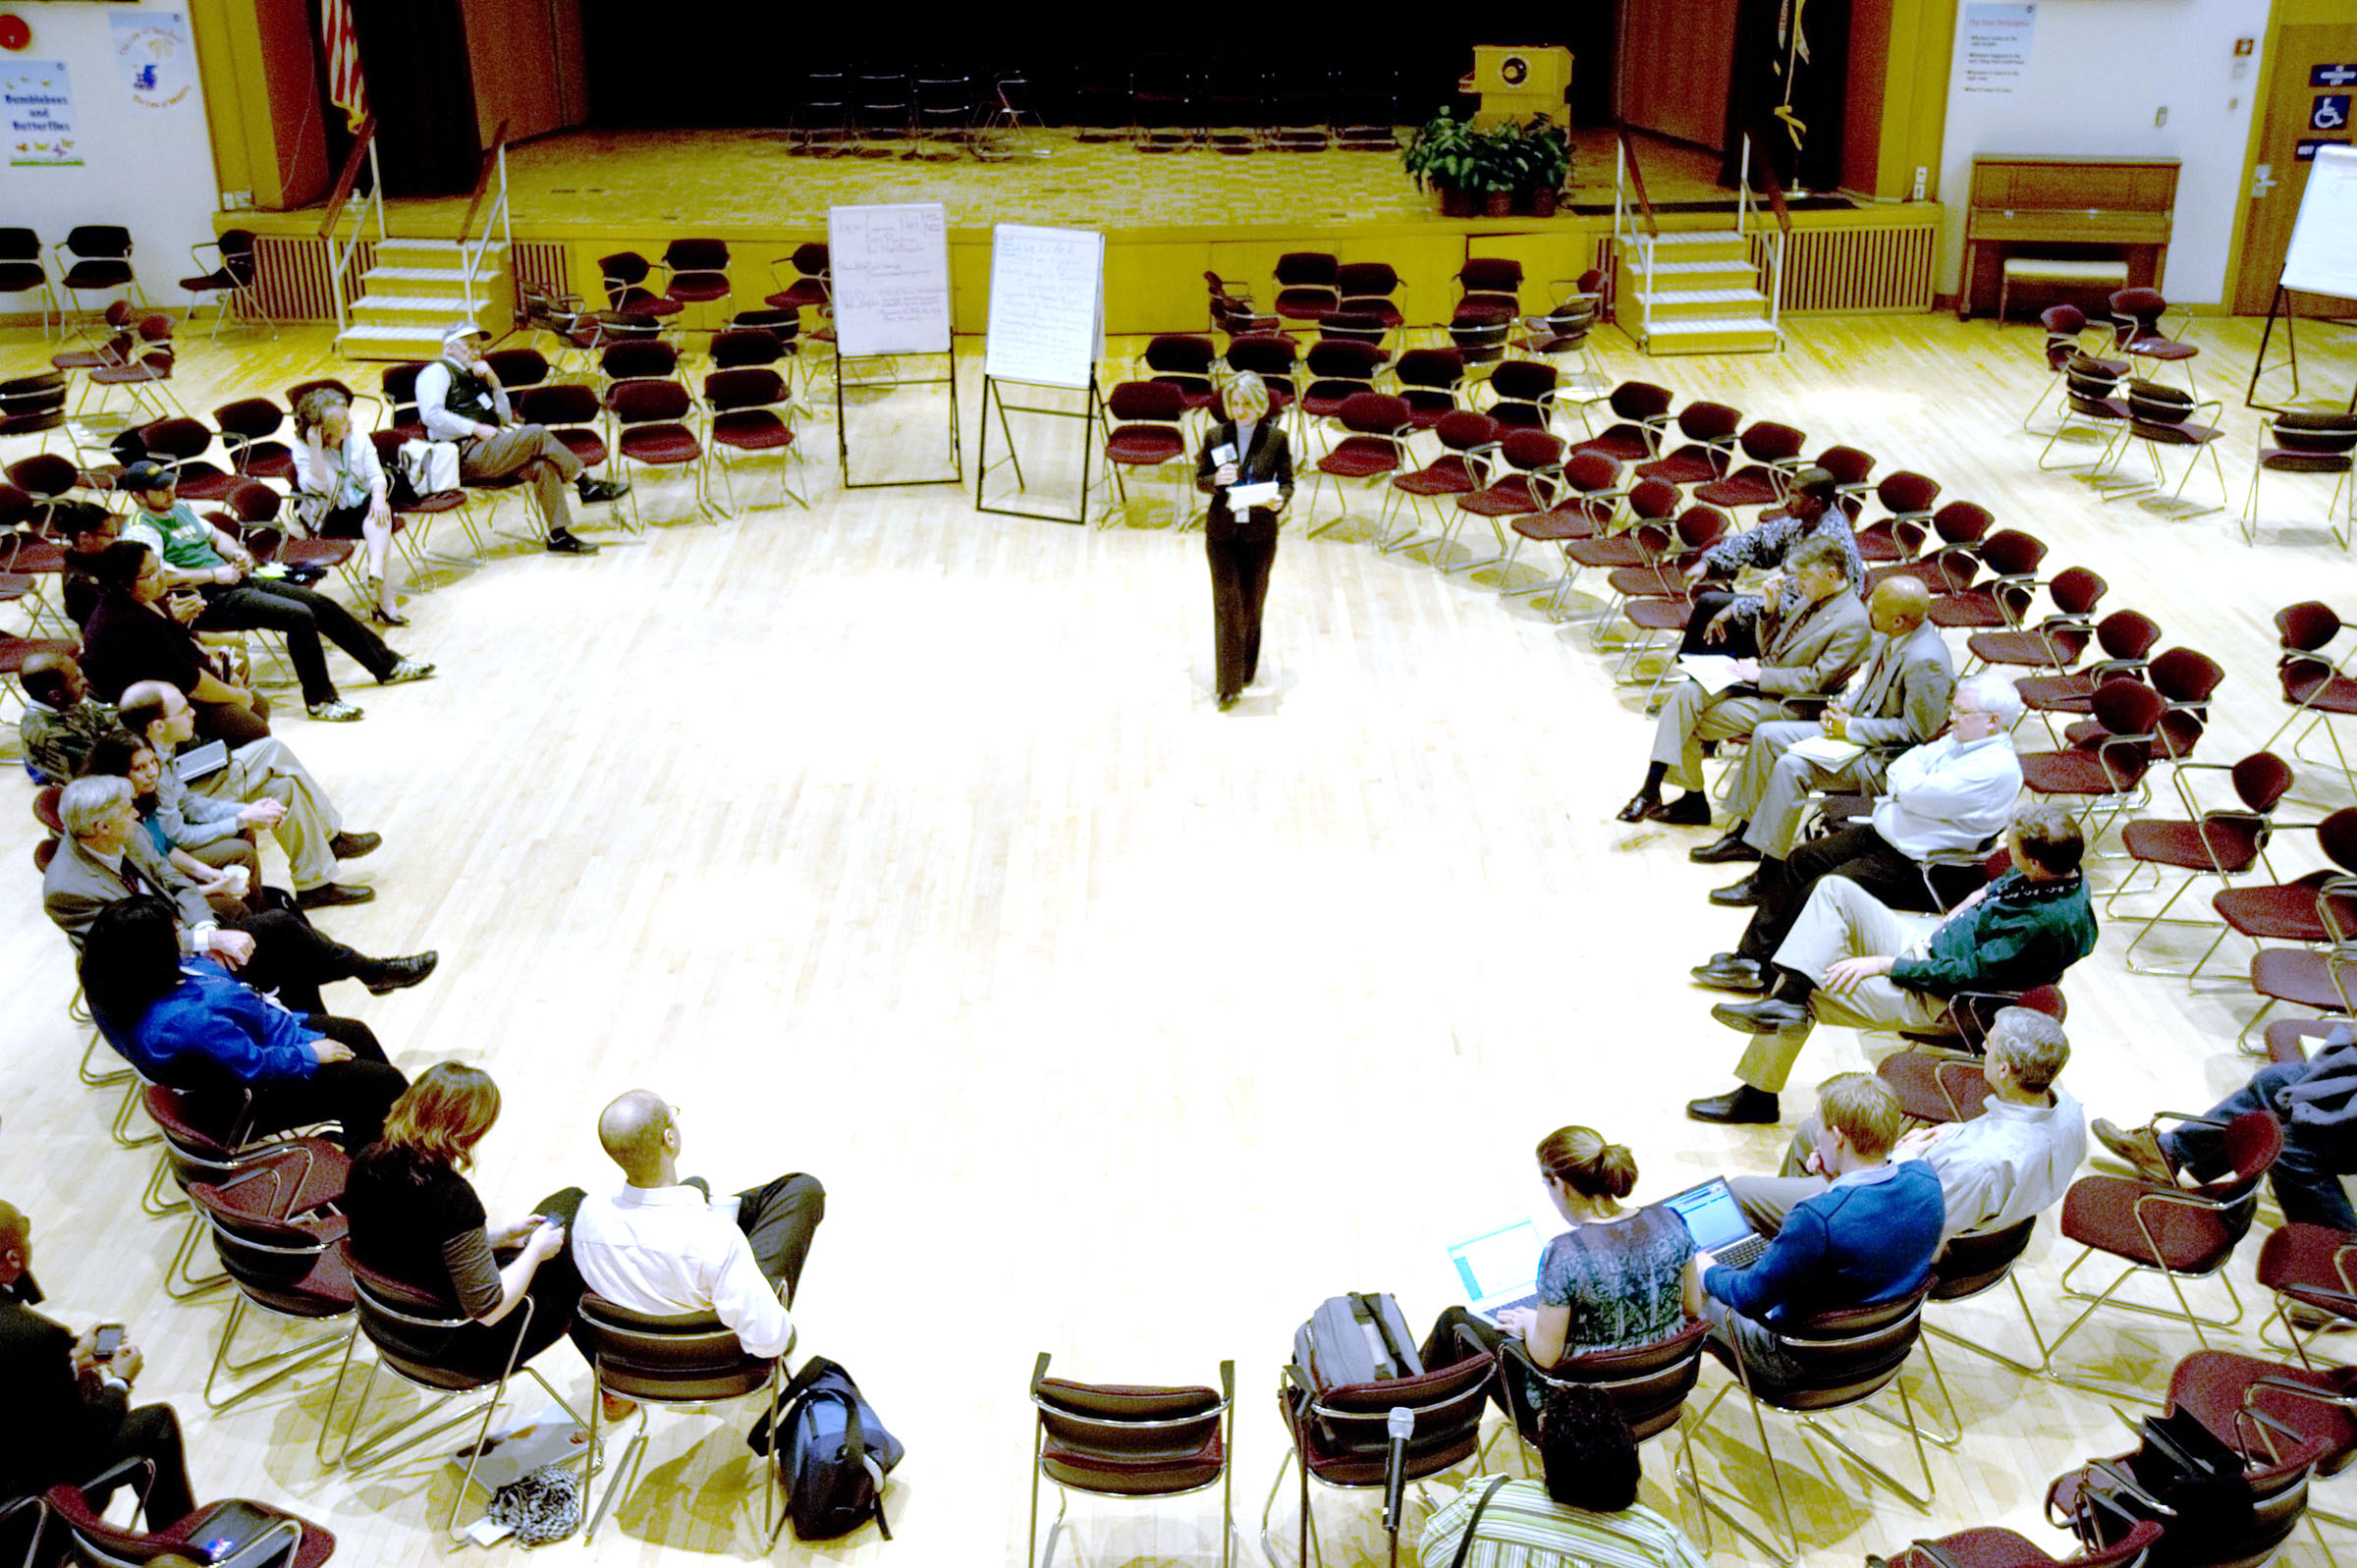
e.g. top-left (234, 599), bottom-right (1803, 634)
top-left (983, 224), bottom-right (1105, 390)
top-left (2282, 145), bottom-right (2357, 302)
top-left (828, 202), bottom-right (952, 357)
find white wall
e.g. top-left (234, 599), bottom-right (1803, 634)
top-left (6, 3), bottom-right (221, 318)
top-left (1936, 0), bottom-right (2269, 304)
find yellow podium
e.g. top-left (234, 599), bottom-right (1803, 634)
top-left (1458, 45), bottom-right (1573, 130)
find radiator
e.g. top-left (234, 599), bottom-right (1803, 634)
top-left (511, 241), bottom-right (571, 301)
top-left (252, 235), bottom-right (374, 322)
top-left (1751, 222), bottom-right (1938, 314)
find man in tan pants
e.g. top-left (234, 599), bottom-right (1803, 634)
top-left (415, 322), bottom-right (625, 555)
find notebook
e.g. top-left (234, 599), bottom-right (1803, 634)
top-left (1446, 1217), bottom-right (1543, 1324)
top-left (1662, 1177), bottom-right (1768, 1270)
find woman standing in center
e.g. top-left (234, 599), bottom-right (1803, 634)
top-left (1194, 370), bottom-right (1292, 712)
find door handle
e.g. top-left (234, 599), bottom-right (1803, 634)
top-left (2252, 162), bottom-right (2277, 197)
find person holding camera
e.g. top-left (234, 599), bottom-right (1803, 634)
top-left (0, 1201), bottom-right (197, 1529)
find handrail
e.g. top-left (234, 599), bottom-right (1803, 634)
top-left (1755, 134), bottom-right (1794, 238)
top-left (315, 112), bottom-right (378, 243)
top-left (1616, 125), bottom-right (1659, 238)
top-left (455, 119), bottom-right (510, 247)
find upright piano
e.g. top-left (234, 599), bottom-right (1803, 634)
top-left (1957, 154), bottom-right (2179, 320)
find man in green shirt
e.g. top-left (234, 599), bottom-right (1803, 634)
top-left (116, 460), bottom-right (433, 723)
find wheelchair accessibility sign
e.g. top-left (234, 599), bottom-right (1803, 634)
top-left (2318, 94), bottom-right (2352, 133)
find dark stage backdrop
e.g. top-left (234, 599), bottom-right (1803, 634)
top-left (573, 6), bottom-right (1619, 132)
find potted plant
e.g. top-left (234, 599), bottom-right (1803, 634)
top-left (1401, 112), bottom-right (1481, 218)
top-left (1475, 125), bottom-right (1521, 217)
top-left (1518, 115), bottom-right (1570, 217)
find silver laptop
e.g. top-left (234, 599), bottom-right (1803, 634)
top-left (1447, 1217), bottom-right (1544, 1324)
top-left (1663, 1177), bottom-right (1768, 1269)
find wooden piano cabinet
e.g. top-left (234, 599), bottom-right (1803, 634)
top-left (1957, 153), bottom-right (2180, 320)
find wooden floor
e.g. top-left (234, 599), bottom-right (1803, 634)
top-left (1, 310), bottom-right (2355, 1568)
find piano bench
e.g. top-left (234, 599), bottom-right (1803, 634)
top-left (1999, 257), bottom-right (2130, 325)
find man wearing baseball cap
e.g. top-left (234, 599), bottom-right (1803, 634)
top-left (116, 460), bottom-right (431, 724)
top-left (414, 321), bottom-right (621, 556)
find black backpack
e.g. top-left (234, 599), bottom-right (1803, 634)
top-left (755, 1357), bottom-right (904, 1541)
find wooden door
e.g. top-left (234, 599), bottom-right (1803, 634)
top-left (2233, 16), bottom-right (2357, 315)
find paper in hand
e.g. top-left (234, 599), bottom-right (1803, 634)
top-left (1227, 481), bottom-right (1282, 508)
top-left (1676, 654), bottom-right (1748, 694)
top-left (1789, 734), bottom-right (1868, 771)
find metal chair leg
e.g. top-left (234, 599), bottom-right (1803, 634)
top-left (202, 1296), bottom-right (355, 1411)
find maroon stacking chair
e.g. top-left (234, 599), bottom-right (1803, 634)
top-left (0, 226), bottom-right (57, 336)
top-left (1205, 270), bottom-right (1280, 341)
top-left (1693, 420), bottom-right (1809, 510)
top-left (2110, 379), bottom-right (2231, 515)
top-left (1446, 312), bottom-right (1510, 379)
top-left (51, 298), bottom-right (136, 375)
top-left (1384, 409), bottom-right (1497, 557)
top-left (1557, 479), bottom-right (1684, 599)
top-left (212, 398), bottom-right (295, 484)
top-left (599, 336), bottom-right (681, 390)
top-left (1601, 508), bottom-right (1732, 688)
top-left (1929, 529), bottom-right (2049, 628)
top-left (2062, 647), bottom-right (2220, 761)
top-left (2242, 410), bottom-right (2357, 549)
top-left (1476, 1324), bottom-right (1707, 1519)
top-left (1909, 501), bottom-right (1997, 586)
top-left (53, 225), bottom-right (139, 316)
top-left (2018, 610), bottom-right (2164, 738)
top-left (2259, 1223), bottom-right (2357, 1362)
top-left (708, 325), bottom-right (792, 373)
top-left (2108, 287), bottom-right (2200, 392)
top-left (2165, 1348), bottom-right (2357, 1550)
top-left (2265, 602), bottom-right (2357, 796)
top-left (179, 229), bottom-right (265, 340)
top-left (1449, 428), bottom-right (1564, 576)
top-left (1296, 339), bottom-right (1389, 429)
top-left (1882, 1517), bottom-right (2159, 1568)
top-left (2042, 1110), bottom-right (2282, 1395)
top-left (82, 313), bottom-right (181, 417)
top-left (702, 366), bottom-right (804, 512)
top-left (0, 504), bottom-right (74, 636)
top-left (135, 416), bottom-right (238, 503)
top-left (1505, 451), bottom-right (1624, 610)
top-left (2021, 303), bottom-right (2123, 431)
top-left (1878, 986), bottom-right (2067, 1123)
top-left (1966, 567), bottom-right (2109, 673)
top-left (1097, 380), bottom-right (1191, 519)
top-left (479, 346), bottom-right (551, 392)
top-left (2240, 869), bottom-right (2357, 1054)
top-left (1029, 1354), bottom-right (1239, 1568)
top-left (1, 369), bottom-right (69, 445)
top-left (1511, 272), bottom-right (1605, 365)
top-left (598, 250), bottom-right (683, 319)
top-left (1222, 335), bottom-right (1298, 424)
top-left (1263, 1353), bottom-right (1492, 1568)
top-left (2201, 810), bottom-right (2357, 1000)
top-left (1453, 256), bottom-right (1524, 324)
top-left (2111, 752), bottom-right (2296, 975)
top-left (1304, 392), bottom-right (1410, 541)
top-left (764, 242), bottom-right (831, 314)
top-left (1143, 334), bottom-right (1219, 415)
top-left (2019, 678), bottom-right (2168, 844)
top-left (364, 428), bottom-right (476, 562)
top-left (1481, 358), bottom-right (1559, 434)
top-left (1271, 252), bottom-right (1339, 326)
top-left (44, 1481), bottom-right (337, 1568)
top-left (1854, 469), bottom-right (1942, 563)
top-left (1813, 442), bottom-right (1877, 496)
top-left (376, 363), bottom-right (427, 440)
top-left (1332, 261), bottom-right (1405, 341)
top-left (188, 1146), bottom-right (356, 1420)
top-left (1633, 401), bottom-right (1742, 487)
top-left (1571, 380), bottom-right (1675, 464)
top-left (1390, 348), bottom-right (1464, 431)
top-left (659, 237), bottom-right (733, 321)
top-left (2037, 353), bottom-right (2138, 479)
top-left (605, 378), bottom-right (709, 528)
top-left (513, 384), bottom-right (609, 472)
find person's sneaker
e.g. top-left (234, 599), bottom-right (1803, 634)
top-left (2092, 1118), bottom-right (2178, 1186)
top-left (306, 700), bottom-right (364, 723)
top-left (328, 831), bottom-right (382, 861)
top-left (379, 659), bottom-right (436, 685)
top-left (546, 529), bottom-right (600, 556)
top-left (361, 951), bottom-right (439, 996)
top-left (296, 881), bottom-right (376, 910)
top-left (576, 476), bottom-right (630, 504)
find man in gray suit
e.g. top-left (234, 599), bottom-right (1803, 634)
top-left (1690, 574), bottom-right (1953, 890)
top-left (1619, 537), bottom-right (1871, 827)
top-left (42, 777), bottom-right (435, 1017)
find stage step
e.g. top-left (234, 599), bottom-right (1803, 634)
top-left (339, 238), bottom-right (512, 360)
top-left (1633, 287), bottom-right (1773, 322)
top-left (1641, 315), bottom-right (1783, 354)
top-left (1611, 224), bottom-right (1782, 358)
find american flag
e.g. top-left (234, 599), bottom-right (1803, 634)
top-left (322, 0), bottom-right (367, 133)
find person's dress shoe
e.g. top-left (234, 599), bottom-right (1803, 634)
top-left (1217, 692), bottom-right (1238, 712)
top-left (2092, 1117), bottom-right (2178, 1186)
top-left (1689, 829), bottom-right (1761, 865)
top-left (1712, 997), bottom-right (1812, 1034)
top-left (361, 951), bottom-right (439, 996)
top-left (296, 881), bottom-right (376, 910)
top-left (1686, 1085), bottom-right (1781, 1124)
top-left (1709, 873), bottom-right (1765, 908)
top-left (577, 476), bottom-right (630, 503)
top-left (329, 831), bottom-right (382, 861)
top-left (1657, 793), bottom-right (1711, 826)
top-left (1691, 953), bottom-right (1769, 993)
top-left (1616, 794), bottom-right (1659, 824)
top-left (546, 529), bottom-right (600, 556)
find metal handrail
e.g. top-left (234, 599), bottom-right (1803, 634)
top-left (315, 112), bottom-right (378, 242)
top-left (1738, 130), bottom-right (1791, 342)
top-left (1615, 127), bottom-right (1661, 348)
top-left (320, 116), bottom-right (384, 337)
top-left (1616, 125), bottom-right (1659, 238)
top-left (456, 120), bottom-right (512, 320)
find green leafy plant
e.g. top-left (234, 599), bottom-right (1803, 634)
top-left (1472, 125), bottom-right (1523, 193)
top-left (1520, 114), bottom-right (1570, 192)
top-left (1401, 112), bottom-right (1481, 193)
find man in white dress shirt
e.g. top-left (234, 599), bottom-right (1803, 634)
top-left (1726, 1007), bottom-right (2086, 1242)
top-left (570, 1092), bottom-right (824, 1415)
top-left (1692, 672), bottom-right (2026, 997)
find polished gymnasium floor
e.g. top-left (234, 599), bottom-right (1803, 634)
top-left (0, 308), bottom-right (2353, 1568)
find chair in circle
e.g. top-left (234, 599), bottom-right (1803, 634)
top-left (0, 228), bottom-right (56, 338)
top-left (82, 314), bottom-right (183, 420)
top-left (1507, 451), bottom-right (1627, 612)
top-left (1927, 528), bottom-right (2050, 630)
top-left (42, 1481), bottom-right (337, 1568)
top-left (2021, 303), bottom-right (2120, 431)
top-left (212, 399), bottom-right (295, 484)
top-left (2041, 1110), bottom-right (2282, 1398)
top-left (179, 230), bottom-right (269, 341)
top-left (1856, 470), bottom-right (1943, 563)
top-left (1385, 409), bottom-right (1498, 557)
top-left (702, 366), bottom-right (805, 513)
top-left (1878, 1516), bottom-right (2161, 1568)
top-left (1482, 358), bottom-right (1561, 435)
top-left (188, 1150), bottom-right (357, 1429)
top-left (1680, 1285), bottom-right (1940, 1564)
top-left (597, 251), bottom-right (683, 320)
top-left (1296, 339), bottom-right (1389, 433)
top-left (1271, 252), bottom-right (1340, 327)
top-left (53, 226), bottom-right (141, 319)
top-left (1634, 401), bottom-right (1744, 488)
top-left (659, 238), bottom-right (733, 333)
top-left (2110, 379), bottom-right (2230, 517)
top-left (2035, 353), bottom-right (2137, 481)
top-left (1332, 262), bottom-right (1405, 345)
top-left (605, 379), bottom-right (711, 529)
top-left (1028, 1353), bottom-right (1240, 1568)
top-left (1904, 1217), bottom-right (2052, 1446)
top-left (1693, 420), bottom-right (1810, 511)
top-left (1964, 567), bottom-right (2110, 675)
top-left (1260, 1351), bottom-right (1492, 1568)
top-left (362, 428), bottom-right (478, 566)
top-left (575, 1292), bottom-right (786, 1543)
top-left (1453, 257), bottom-right (1524, 324)
top-left (1480, 1322), bottom-right (1709, 1527)
top-left (1449, 428), bottom-right (1564, 577)
top-left (2109, 751), bottom-right (2296, 974)
top-left (134, 416), bottom-right (237, 504)
top-left (1513, 272), bottom-right (1608, 409)
top-left (1390, 349), bottom-right (1466, 432)
top-left (2257, 1222), bottom-right (2357, 1366)
top-left (1303, 392), bottom-right (1410, 540)
top-left (1571, 380), bottom-right (1677, 464)
top-left (2242, 410), bottom-right (2357, 549)
top-left (1222, 335), bottom-right (1299, 428)
top-left (1096, 380), bottom-right (1192, 525)
top-left (1141, 334), bottom-right (1218, 419)
top-left (2107, 287), bottom-right (2200, 394)
top-left (0, 371), bottom-right (68, 447)
top-left (2263, 602), bottom-right (2357, 798)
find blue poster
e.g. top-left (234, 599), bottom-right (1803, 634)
top-left (3, 59), bottom-right (77, 166)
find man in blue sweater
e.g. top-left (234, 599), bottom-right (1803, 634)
top-left (1699, 1074), bottom-right (1945, 1381)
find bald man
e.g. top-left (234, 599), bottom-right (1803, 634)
top-left (1691, 574), bottom-right (1954, 883)
top-left (570, 1093), bottom-right (824, 1384)
top-left (0, 1203), bottom-right (197, 1528)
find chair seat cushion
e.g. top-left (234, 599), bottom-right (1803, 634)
top-left (2017, 749), bottom-right (2127, 796)
top-left (1929, 591), bottom-right (2008, 629)
top-left (1693, 474), bottom-right (1782, 509)
top-left (1634, 453), bottom-right (1727, 486)
top-left (2284, 669), bottom-right (2357, 715)
top-left (61, 263), bottom-right (133, 290)
top-left (1458, 479), bottom-right (1544, 516)
top-left (2119, 818), bottom-right (2262, 873)
top-left (2135, 421), bottom-right (2222, 446)
top-left (280, 539), bottom-right (357, 569)
top-left (1106, 429), bottom-right (1184, 465)
top-left (2017, 672), bottom-right (2099, 713)
top-left (1041, 1431), bottom-right (1224, 1495)
top-left (1625, 600), bottom-right (1693, 631)
top-left (1572, 429), bottom-right (1656, 463)
top-left (0, 264), bottom-right (46, 292)
top-left (621, 426), bottom-right (702, 463)
top-left (713, 410), bottom-right (793, 451)
top-left (1966, 629), bottom-right (2081, 670)
top-left (2215, 882), bottom-right (2329, 942)
top-left (2059, 1173), bottom-right (2236, 1270)
top-left (1316, 437), bottom-right (1399, 478)
top-left (2252, 947), bottom-right (2347, 1011)
top-left (2125, 339), bottom-right (2198, 360)
top-left (1393, 461), bottom-right (1476, 498)
top-left (1564, 536), bottom-right (1650, 568)
top-left (2261, 448), bottom-right (2355, 474)
top-left (1512, 506), bottom-right (1605, 543)
top-left (2260, 1223), bottom-right (2357, 1319)
top-left (1876, 1050), bottom-right (1981, 1126)
top-left (553, 429), bottom-right (608, 467)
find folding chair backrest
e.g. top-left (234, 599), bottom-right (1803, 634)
top-left (1608, 381), bottom-right (1674, 423)
top-left (1673, 401), bottom-right (1742, 445)
top-left (1930, 1216), bottom-right (2037, 1301)
top-left (1759, 1287), bottom-right (1928, 1406)
top-left (518, 383), bottom-right (601, 426)
top-left (576, 1291), bottom-right (773, 1399)
top-left (602, 340), bottom-right (680, 383)
top-left (609, 379), bottom-right (691, 424)
top-left (2047, 567), bottom-right (2108, 618)
top-left (1877, 470), bottom-right (1941, 515)
top-left (1108, 379), bottom-right (1188, 423)
top-left (711, 328), bottom-right (787, 368)
top-left (1033, 1378), bottom-right (1225, 1467)
top-left (1335, 392), bottom-right (1408, 435)
top-left (1535, 1320), bottom-right (1708, 1441)
top-left (704, 366), bottom-right (789, 413)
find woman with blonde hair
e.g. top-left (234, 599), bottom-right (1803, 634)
top-left (1424, 1125), bottom-right (1703, 1407)
top-left (1192, 369), bottom-right (1293, 710)
top-left (342, 1062), bottom-right (585, 1375)
top-left (290, 386), bottom-right (407, 624)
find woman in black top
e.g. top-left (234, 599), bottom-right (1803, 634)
top-left (343, 1062), bottom-right (584, 1377)
top-left (1194, 371), bottom-right (1293, 711)
top-left (79, 540), bottom-right (271, 747)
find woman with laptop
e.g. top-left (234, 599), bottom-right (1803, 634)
top-left (1422, 1125), bottom-right (1703, 1406)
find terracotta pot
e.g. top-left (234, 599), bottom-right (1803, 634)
top-left (1483, 189), bottom-right (1514, 218)
top-left (1529, 188), bottom-right (1560, 218)
top-left (1439, 188), bottom-right (1478, 218)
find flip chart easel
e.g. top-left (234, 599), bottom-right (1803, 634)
top-left (829, 201), bottom-right (962, 487)
top-left (2247, 145), bottom-right (2357, 411)
top-left (976, 223), bottom-right (1106, 524)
